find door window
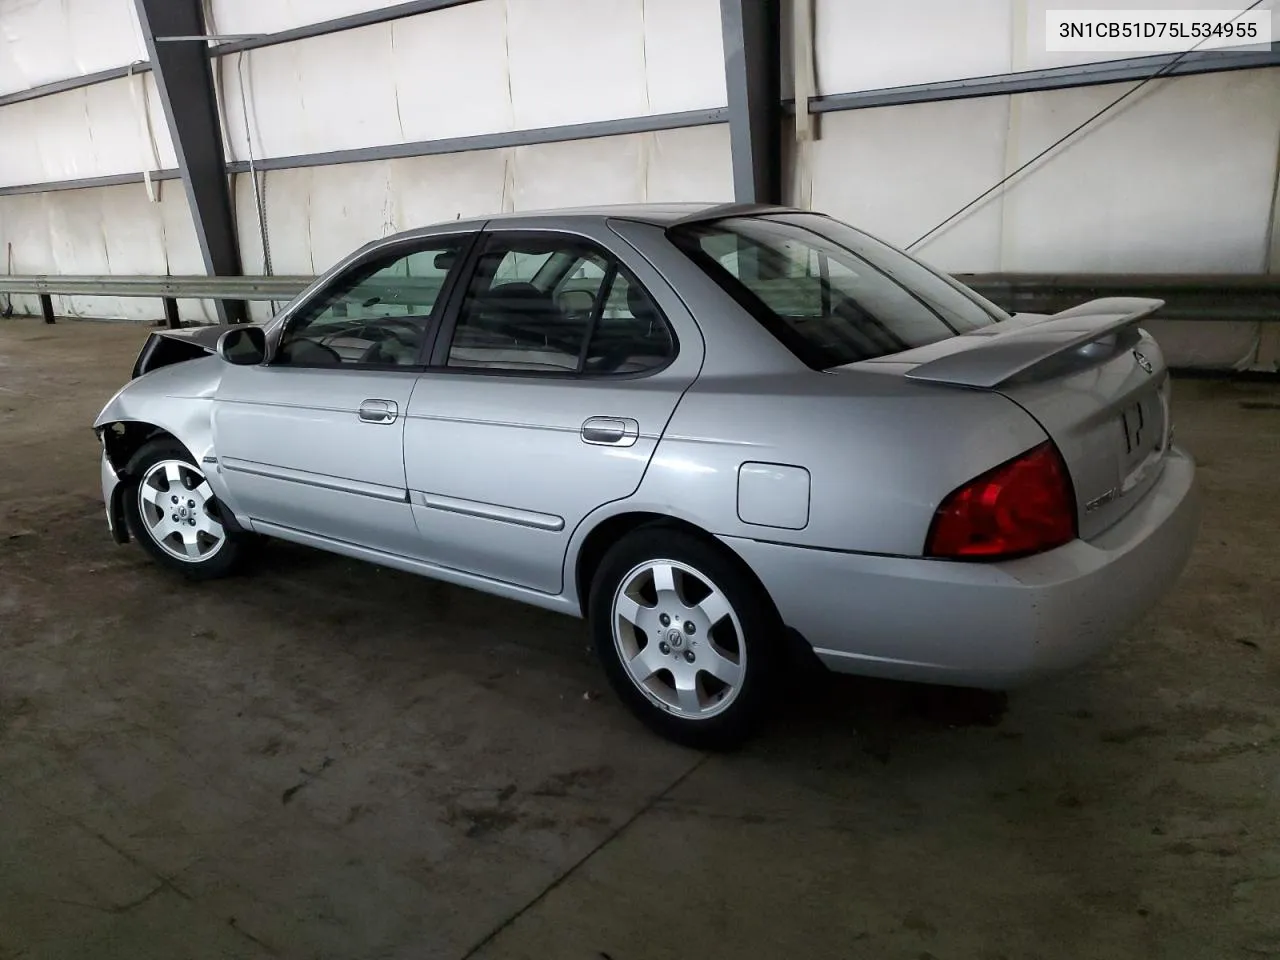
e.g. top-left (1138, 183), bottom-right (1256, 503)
top-left (444, 235), bottom-right (675, 376)
top-left (275, 241), bottom-right (464, 367)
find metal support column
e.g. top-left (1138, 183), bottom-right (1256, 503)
top-left (720, 0), bottom-right (783, 204)
top-left (133, 0), bottom-right (247, 324)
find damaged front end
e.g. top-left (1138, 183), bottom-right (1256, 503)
top-left (131, 324), bottom-right (241, 379)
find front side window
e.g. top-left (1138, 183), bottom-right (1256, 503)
top-left (275, 240), bottom-right (463, 367)
top-left (670, 214), bottom-right (1005, 369)
top-left (445, 235), bottom-right (674, 376)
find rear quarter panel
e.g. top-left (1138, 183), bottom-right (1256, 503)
top-left (619, 369), bottom-right (1050, 557)
top-left (602, 216), bottom-right (1052, 558)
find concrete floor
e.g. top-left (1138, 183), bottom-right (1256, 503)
top-left (0, 317), bottom-right (1277, 960)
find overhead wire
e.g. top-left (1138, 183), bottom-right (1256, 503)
top-left (905, 0), bottom-right (1273, 252)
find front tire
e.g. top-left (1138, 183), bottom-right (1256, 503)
top-left (588, 527), bottom-right (780, 749)
top-left (122, 439), bottom-right (245, 581)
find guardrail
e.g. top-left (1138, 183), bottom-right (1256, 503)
top-left (957, 273), bottom-right (1280, 324)
top-left (0, 275), bottom-right (313, 327)
top-left (0, 271), bottom-right (1276, 328)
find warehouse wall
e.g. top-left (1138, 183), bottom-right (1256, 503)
top-left (213, 0), bottom-right (728, 157)
top-left (0, 0), bottom-right (732, 321)
top-left (789, 0), bottom-right (1280, 367)
top-left (799, 68), bottom-right (1280, 275)
top-left (232, 125), bottom-right (732, 319)
top-left (0, 0), bottom-right (146, 93)
top-left (0, 0), bottom-right (1276, 354)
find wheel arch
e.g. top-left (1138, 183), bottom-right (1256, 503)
top-left (570, 509), bottom-right (780, 624)
top-left (100, 420), bottom-right (182, 475)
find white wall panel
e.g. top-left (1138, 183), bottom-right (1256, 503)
top-left (641, 0), bottom-right (726, 114)
top-left (307, 162), bottom-right (397, 268)
top-left (296, 29), bottom-right (404, 152)
top-left (0, 182), bottom-right (207, 321)
top-left (0, 193), bottom-right (51, 316)
top-left (218, 0), bottom-right (727, 162)
top-left (208, 0), bottom-right (409, 35)
top-left (510, 136), bottom-right (645, 210)
top-left (801, 68), bottom-right (1280, 277)
top-left (234, 124), bottom-right (730, 278)
top-left (803, 97), bottom-right (1011, 272)
top-left (390, 149), bottom-right (510, 226)
top-left (813, 0), bottom-right (1013, 95)
top-left (645, 124), bottom-right (734, 201)
top-left (391, 1), bottom-right (514, 142)
top-left (233, 174), bottom-right (267, 278)
top-left (1001, 70), bottom-right (1280, 272)
top-left (0, 75), bottom-right (174, 186)
top-left (0, 0), bottom-right (145, 95)
top-left (217, 46), bottom-right (313, 162)
top-left (506, 0), bottom-right (646, 128)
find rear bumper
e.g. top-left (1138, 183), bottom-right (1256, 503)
top-left (724, 445), bottom-right (1201, 688)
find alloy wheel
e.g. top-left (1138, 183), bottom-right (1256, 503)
top-left (611, 559), bottom-right (746, 720)
top-left (136, 459), bottom-right (226, 563)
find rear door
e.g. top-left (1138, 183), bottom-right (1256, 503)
top-left (402, 226), bottom-right (703, 594)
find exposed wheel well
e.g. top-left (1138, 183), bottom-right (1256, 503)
top-left (101, 422), bottom-right (180, 475)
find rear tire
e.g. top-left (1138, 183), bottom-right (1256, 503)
top-left (122, 439), bottom-right (245, 581)
top-left (588, 527), bottom-right (780, 749)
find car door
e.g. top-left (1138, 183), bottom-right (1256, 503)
top-left (212, 234), bottom-right (472, 557)
top-left (402, 226), bottom-right (702, 594)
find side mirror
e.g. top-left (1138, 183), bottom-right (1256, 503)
top-left (216, 326), bottom-right (267, 366)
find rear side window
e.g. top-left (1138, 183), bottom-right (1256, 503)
top-left (670, 214), bottom-right (1004, 369)
top-left (444, 234), bottom-right (675, 376)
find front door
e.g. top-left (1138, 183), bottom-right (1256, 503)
top-left (403, 229), bottom-right (701, 593)
top-left (213, 234), bottom-right (471, 557)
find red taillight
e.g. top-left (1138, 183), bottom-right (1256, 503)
top-left (926, 442), bottom-right (1077, 561)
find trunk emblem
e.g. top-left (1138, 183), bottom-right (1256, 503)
top-left (1133, 350), bottom-right (1153, 374)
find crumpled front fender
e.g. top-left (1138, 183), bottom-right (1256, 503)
top-left (92, 355), bottom-right (251, 533)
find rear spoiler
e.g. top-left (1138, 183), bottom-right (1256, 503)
top-left (905, 297), bottom-right (1165, 389)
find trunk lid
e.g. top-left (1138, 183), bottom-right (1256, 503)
top-left (848, 298), bottom-right (1173, 539)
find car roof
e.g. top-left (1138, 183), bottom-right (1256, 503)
top-left (383, 202), bottom-right (798, 243)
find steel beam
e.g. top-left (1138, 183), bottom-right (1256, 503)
top-left (720, 0), bottom-right (782, 204)
top-left (0, 63), bottom-right (152, 109)
top-left (133, 0), bottom-right (246, 324)
top-left (210, 0), bottom-right (479, 55)
top-left (803, 44), bottom-right (1280, 114)
top-left (0, 170), bottom-right (182, 198)
top-left (223, 108), bottom-right (727, 174)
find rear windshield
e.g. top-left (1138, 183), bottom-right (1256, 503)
top-left (670, 214), bottom-right (1007, 369)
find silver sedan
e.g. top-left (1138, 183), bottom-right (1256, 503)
top-left (94, 203), bottom-right (1201, 747)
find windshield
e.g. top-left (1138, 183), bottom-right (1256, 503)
top-left (670, 213), bottom-right (1007, 369)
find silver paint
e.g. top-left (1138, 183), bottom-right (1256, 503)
top-left (94, 203), bottom-right (1201, 689)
